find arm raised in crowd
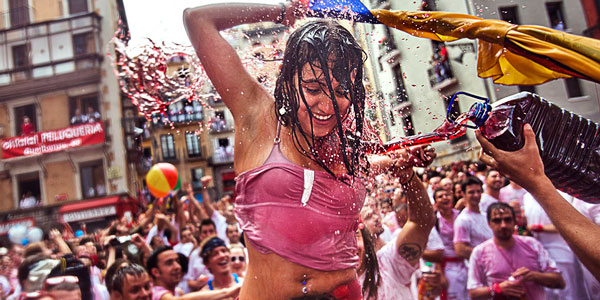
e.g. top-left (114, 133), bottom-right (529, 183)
top-left (183, 2), bottom-right (300, 120)
top-left (476, 124), bottom-right (600, 281)
top-left (389, 146), bottom-right (436, 266)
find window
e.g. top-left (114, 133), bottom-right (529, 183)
top-left (68, 0), bottom-right (88, 15)
top-left (565, 78), bottom-right (583, 98)
top-left (402, 114), bottom-right (415, 136)
top-left (69, 94), bottom-right (100, 124)
top-left (80, 160), bottom-right (106, 198)
top-left (389, 110), bottom-right (396, 126)
top-left (518, 85), bottom-right (536, 94)
top-left (499, 6), bottom-right (519, 24)
top-left (191, 168), bottom-right (204, 190)
top-left (12, 44), bottom-right (30, 80)
top-left (73, 32), bottom-right (95, 56)
top-left (383, 27), bottom-right (397, 51)
top-left (214, 138), bottom-right (233, 163)
top-left (164, 100), bottom-right (203, 124)
top-left (546, 2), bottom-right (566, 30)
top-left (14, 104), bottom-right (37, 136)
top-left (9, 0), bottom-right (29, 27)
top-left (430, 41), bottom-right (453, 84)
top-left (186, 132), bottom-right (202, 157)
top-left (391, 64), bottom-right (408, 103)
top-left (17, 172), bottom-right (41, 208)
top-left (160, 134), bottom-right (176, 160)
top-left (210, 111), bottom-right (228, 132)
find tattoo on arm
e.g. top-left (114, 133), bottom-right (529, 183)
top-left (398, 243), bottom-right (423, 261)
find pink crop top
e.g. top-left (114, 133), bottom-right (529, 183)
top-left (234, 124), bottom-right (366, 271)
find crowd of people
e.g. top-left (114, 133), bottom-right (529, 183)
top-left (4, 1), bottom-right (599, 300)
top-left (1, 158), bottom-right (598, 300)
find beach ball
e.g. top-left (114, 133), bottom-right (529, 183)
top-left (26, 227), bottom-right (44, 243)
top-left (8, 225), bottom-right (27, 245)
top-left (146, 163), bottom-right (179, 198)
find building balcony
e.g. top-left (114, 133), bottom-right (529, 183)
top-left (0, 13), bottom-right (103, 100)
top-left (428, 63), bottom-right (458, 92)
top-left (208, 119), bottom-right (234, 134)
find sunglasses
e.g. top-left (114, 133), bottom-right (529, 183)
top-left (490, 217), bottom-right (514, 224)
top-left (231, 256), bottom-right (245, 263)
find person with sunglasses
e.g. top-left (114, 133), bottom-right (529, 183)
top-left (467, 202), bottom-right (565, 300)
top-left (228, 245), bottom-right (246, 279)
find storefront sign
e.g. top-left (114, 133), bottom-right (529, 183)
top-left (0, 217), bottom-right (35, 235)
top-left (62, 205), bottom-right (116, 223)
top-left (1, 122), bottom-right (105, 159)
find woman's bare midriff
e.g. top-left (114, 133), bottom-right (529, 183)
top-left (239, 241), bottom-right (357, 300)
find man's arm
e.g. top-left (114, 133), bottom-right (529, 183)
top-left (454, 242), bottom-right (473, 259)
top-left (422, 249), bottom-right (444, 263)
top-left (476, 125), bottom-right (600, 281)
top-left (394, 173), bottom-right (436, 266)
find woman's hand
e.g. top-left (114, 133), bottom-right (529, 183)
top-left (390, 145), bottom-right (436, 180)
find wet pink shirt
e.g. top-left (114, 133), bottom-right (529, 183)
top-left (235, 137), bottom-right (365, 271)
top-left (453, 208), bottom-right (492, 248)
top-left (468, 235), bottom-right (560, 300)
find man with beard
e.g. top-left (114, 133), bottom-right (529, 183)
top-left (467, 203), bottom-right (564, 300)
top-left (200, 237), bottom-right (242, 293)
top-left (146, 246), bottom-right (239, 300)
top-left (479, 169), bottom-right (504, 215)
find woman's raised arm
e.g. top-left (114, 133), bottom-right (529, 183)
top-left (183, 3), bottom-right (297, 120)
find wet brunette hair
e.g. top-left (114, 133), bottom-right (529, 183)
top-left (359, 226), bottom-right (380, 299)
top-left (274, 20), bottom-right (367, 178)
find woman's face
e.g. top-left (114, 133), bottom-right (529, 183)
top-left (296, 63), bottom-right (352, 138)
top-left (230, 248), bottom-right (246, 274)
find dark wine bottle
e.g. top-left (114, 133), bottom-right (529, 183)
top-left (479, 92), bottom-right (600, 203)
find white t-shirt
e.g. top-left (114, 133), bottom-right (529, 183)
top-left (453, 208), bottom-right (493, 249)
top-left (523, 192), bottom-right (575, 262)
top-left (212, 211), bottom-right (230, 245)
top-left (380, 224), bottom-right (394, 244)
top-left (360, 240), bottom-right (416, 299)
top-left (479, 193), bottom-right (499, 217)
top-left (499, 185), bottom-right (527, 206)
top-left (173, 242), bottom-right (195, 257)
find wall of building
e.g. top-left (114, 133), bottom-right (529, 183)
top-left (44, 160), bottom-right (76, 204)
top-left (358, 0), bottom-right (490, 165)
top-left (95, 0), bottom-right (129, 194)
top-left (40, 92), bottom-right (69, 131)
top-left (471, 0), bottom-right (600, 122)
top-left (32, 0), bottom-right (63, 23)
top-left (0, 176), bottom-right (13, 210)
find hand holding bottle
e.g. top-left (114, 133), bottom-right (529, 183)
top-left (476, 123), bottom-right (548, 191)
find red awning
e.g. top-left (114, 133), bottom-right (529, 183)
top-left (59, 196), bottom-right (120, 214)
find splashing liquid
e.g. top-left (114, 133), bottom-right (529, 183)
top-left (371, 115), bottom-right (468, 154)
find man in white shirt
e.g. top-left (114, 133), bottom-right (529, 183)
top-left (480, 169), bottom-right (503, 214)
top-left (523, 192), bottom-right (586, 300)
top-left (454, 177), bottom-right (493, 260)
